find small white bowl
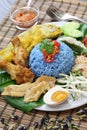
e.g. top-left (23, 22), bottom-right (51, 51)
top-left (10, 6), bottom-right (39, 30)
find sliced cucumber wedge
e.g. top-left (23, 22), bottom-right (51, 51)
top-left (61, 22), bottom-right (80, 30)
top-left (64, 29), bottom-right (83, 38)
top-left (61, 22), bottom-right (83, 38)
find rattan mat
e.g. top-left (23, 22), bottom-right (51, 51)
top-left (0, 0), bottom-right (87, 129)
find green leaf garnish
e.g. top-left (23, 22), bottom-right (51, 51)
top-left (39, 39), bottom-right (54, 54)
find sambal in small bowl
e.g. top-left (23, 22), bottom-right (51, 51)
top-left (10, 6), bottom-right (39, 30)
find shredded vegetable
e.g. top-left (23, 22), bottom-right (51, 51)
top-left (57, 73), bottom-right (87, 99)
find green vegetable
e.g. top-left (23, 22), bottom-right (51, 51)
top-left (63, 29), bottom-right (83, 38)
top-left (39, 39), bottom-right (54, 54)
top-left (4, 95), bottom-right (44, 113)
top-left (62, 22), bottom-right (80, 30)
top-left (61, 22), bottom-right (83, 38)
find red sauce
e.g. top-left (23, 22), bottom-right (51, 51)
top-left (14, 10), bottom-right (37, 22)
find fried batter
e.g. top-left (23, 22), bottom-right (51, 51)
top-left (36, 75), bottom-right (56, 90)
top-left (0, 60), bottom-right (35, 84)
top-left (1, 82), bottom-right (31, 97)
top-left (24, 76), bottom-right (56, 103)
top-left (24, 81), bottom-right (49, 103)
top-left (20, 24), bottom-right (62, 52)
top-left (0, 24), bottom-right (62, 62)
top-left (11, 36), bottom-right (28, 67)
top-left (1, 75), bottom-right (56, 103)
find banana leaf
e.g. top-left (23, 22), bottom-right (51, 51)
top-left (0, 69), bottom-right (44, 113)
top-left (0, 69), bottom-right (15, 92)
top-left (4, 95), bottom-right (44, 113)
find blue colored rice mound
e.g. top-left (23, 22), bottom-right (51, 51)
top-left (29, 40), bottom-right (75, 78)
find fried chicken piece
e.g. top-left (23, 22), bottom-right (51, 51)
top-left (11, 36), bottom-right (28, 67)
top-left (0, 60), bottom-right (35, 84)
top-left (1, 82), bottom-right (31, 97)
top-left (36, 75), bottom-right (56, 90)
top-left (24, 81), bottom-right (49, 103)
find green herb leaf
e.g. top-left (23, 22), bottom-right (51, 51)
top-left (40, 39), bottom-right (54, 54)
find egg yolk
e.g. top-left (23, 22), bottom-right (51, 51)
top-left (51, 91), bottom-right (68, 102)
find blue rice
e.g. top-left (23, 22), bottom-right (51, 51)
top-left (29, 40), bottom-right (75, 78)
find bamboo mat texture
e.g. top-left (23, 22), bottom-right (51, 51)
top-left (0, 0), bottom-right (87, 129)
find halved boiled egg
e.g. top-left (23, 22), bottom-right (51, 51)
top-left (43, 85), bottom-right (69, 106)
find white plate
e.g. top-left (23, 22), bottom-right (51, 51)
top-left (35, 21), bottom-right (87, 111)
top-left (36, 93), bottom-right (87, 111)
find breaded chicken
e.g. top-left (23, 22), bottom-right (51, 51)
top-left (11, 36), bottom-right (28, 67)
top-left (2, 82), bottom-right (31, 97)
top-left (0, 60), bottom-right (35, 84)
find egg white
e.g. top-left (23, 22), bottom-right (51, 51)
top-left (43, 85), bottom-right (69, 106)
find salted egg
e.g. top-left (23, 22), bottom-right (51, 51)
top-left (43, 85), bottom-right (69, 106)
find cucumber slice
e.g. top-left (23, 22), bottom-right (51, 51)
top-left (61, 22), bottom-right (80, 31)
top-left (61, 22), bottom-right (83, 38)
top-left (64, 29), bottom-right (83, 38)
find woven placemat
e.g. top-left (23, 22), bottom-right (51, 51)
top-left (55, 0), bottom-right (87, 5)
top-left (0, 0), bottom-right (87, 129)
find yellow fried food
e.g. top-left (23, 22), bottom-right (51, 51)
top-left (1, 82), bottom-right (31, 97)
top-left (11, 36), bottom-right (29, 67)
top-left (19, 24), bottom-right (62, 52)
top-left (1, 75), bottom-right (56, 103)
top-left (0, 23), bottom-right (62, 61)
top-left (0, 43), bottom-right (14, 61)
top-left (0, 60), bottom-right (35, 84)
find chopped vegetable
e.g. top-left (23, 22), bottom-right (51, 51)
top-left (57, 73), bottom-right (87, 92)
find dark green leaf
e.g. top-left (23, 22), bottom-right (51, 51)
top-left (79, 24), bottom-right (87, 37)
top-left (0, 69), bottom-right (15, 92)
top-left (4, 95), bottom-right (44, 113)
